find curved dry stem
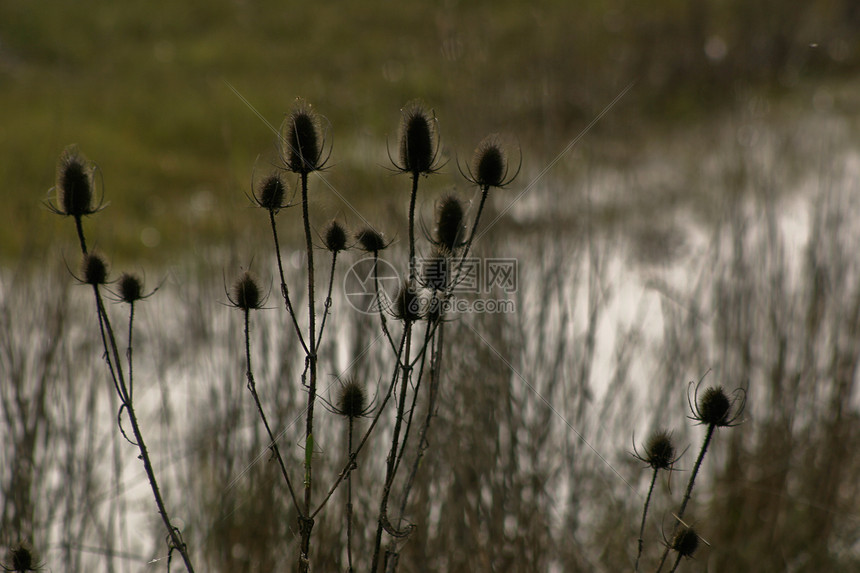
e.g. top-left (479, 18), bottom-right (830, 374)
top-left (655, 424), bottom-right (715, 573)
top-left (635, 467), bottom-right (659, 573)
top-left (269, 209), bottom-right (308, 354)
top-left (242, 308), bottom-right (302, 514)
top-left (311, 332), bottom-right (407, 519)
top-left (315, 250), bottom-right (338, 350)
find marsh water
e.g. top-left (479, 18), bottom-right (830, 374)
top-left (5, 82), bottom-right (860, 571)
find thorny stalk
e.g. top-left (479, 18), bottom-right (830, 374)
top-left (654, 424), bottom-right (715, 573)
top-left (241, 308), bottom-right (301, 513)
top-left (298, 169), bottom-right (318, 572)
top-left (71, 211), bottom-right (195, 572)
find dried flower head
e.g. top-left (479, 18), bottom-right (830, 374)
top-left (393, 282), bottom-right (423, 323)
top-left (81, 252), bottom-right (109, 285)
top-left (337, 378), bottom-right (370, 419)
top-left (394, 101), bottom-right (440, 175)
top-left (4, 543), bottom-right (41, 572)
top-left (253, 172), bottom-right (290, 213)
top-left (688, 382), bottom-right (746, 427)
top-left (670, 525), bottom-right (700, 558)
top-left (51, 146), bottom-right (100, 217)
top-left (462, 134), bottom-right (521, 189)
top-left (323, 220), bottom-right (348, 253)
top-left (118, 272), bottom-right (143, 303)
top-left (434, 195), bottom-right (465, 251)
top-left (632, 429), bottom-right (680, 471)
top-left (230, 271), bottom-right (263, 311)
top-left (281, 99), bottom-right (327, 174)
top-left (356, 227), bottom-right (388, 253)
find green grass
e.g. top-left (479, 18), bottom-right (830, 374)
top-left (2, 0), bottom-right (857, 263)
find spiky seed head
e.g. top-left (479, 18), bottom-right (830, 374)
top-left (56, 146), bottom-right (95, 217)
top-left (323, 220), bottom-right (348, 253)
top-left (9, 543), bottom-right (35, 572)
top-left (256, 173), bottom-right (288, 212)
top-left (699, 386), bottom-right (732, 426)
top-left (671, 526), bottom-right (699, 558)
top-left (118, 273), bottom-right (143, 303)
top-left (356, 228), bottom-right (387, 253)
top-left (232, 271), bottom-right (262, 311)
top-left (472, 135), bottom-right (506, 188)
top-left (81, 252), bottom-right (108, 285)
top-left (338, 379), bottom-right (367, 419)
top-left (643, 430), bottom-right (676, 470)
top-left (283, 99), bottom-right (322, 173)
top-left (399, 102), bottom-right (436, 174)
top-left (436, 195), bottom-right (465, 251)
top-left (394, 282), bottom-right (423, 323)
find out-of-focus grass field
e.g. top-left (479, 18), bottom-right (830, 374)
top-left (5, 3), bottom-right (860, 571)
top-left (1, 0), bottom-right (857, 264)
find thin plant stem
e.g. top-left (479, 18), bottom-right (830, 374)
top-left (299, 169), bottom-right (318, 572)
top-left (408, 172), bottom-right (419, 282)
top-left (269, 209), bottom-right (308, 354)
top-left (373, 253), bottom-right (398, 355)
top-left (315, 250), bottom-right (338, 350)
top-left (70, 209), bottom-right (194, 571)
top-left (371, 169), bottom-right (425, 573)
top-left (92, 286), bottom-right (195, 572)
top-left (74, 215), bottom-right (88, 255)
top-left (668, 553), bottom-right (684, 573)
top-left (635, 467), bottom-right (659, 573)
top-left (399, 320), bottom-right (443, 516)
top-left (457, 185), bottom-right (490, 268)
top-left (311, 333), bottom-right (407, 519)
top-left (391, 319), bottom-right (444, 570)
top-left (393, 324), bottom-right (433, 479)
top-left (242, 308), bottom-right (302, 514)
top-left (448, 185), bottom-right (489, 299)
top-left (346, 418), bottom-right (355, 573)
top-left (371, 324), bottom-right (414, 573)
top-left (655, 424), bottom-right (715, 573)
top-left (126, 302), bottom-right (134, 401)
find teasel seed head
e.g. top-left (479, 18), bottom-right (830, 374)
top-left (688, 378), bottom-right (746, 428)
top-left (634, 429), bottom-right (677, 470)
top-left (323, 220), bottom-right (348, 253)
top-left (435, 195), bottom-right (465, 251)
top-left (671, 525), bottom-right (699, 558)
top-left (81, 252), bottom-right (109, 285)
top-left (53, 145), bottom-right (99, 217)
top-left (393, 281), bottom-right (423, 323)
top-left (396, 101), bottom-right (439, 175)
top-left (6, 542), bottom-right (39, 572)
top-left (254, 172), bottom-right (290, 213)
top-left (282, 99), bottom-right (325, 174)
top-left (231, 271), bottom-right (263, 311)
top-left (356, 227), bottom-right (388, 253)
top-left (118, 272), bottom-right (144, 304)
top-left (337, 378), bottom-right (367, 419)
top-left (699, 387), bottom-right (731, 425)
top-left (474, 136), bottom-right (505, 187)
top-left (462, 134), bottom-right (520, 189)
top-left (687, 382), bottom-right (746, 428)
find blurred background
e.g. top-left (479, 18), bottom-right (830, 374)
top-left (2, 1), bottom-right (860, 571)
top-left (1, 0), bottom-right (858, 262)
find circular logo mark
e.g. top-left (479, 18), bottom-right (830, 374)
top-left (343, 257), bottom-right (401, 315)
